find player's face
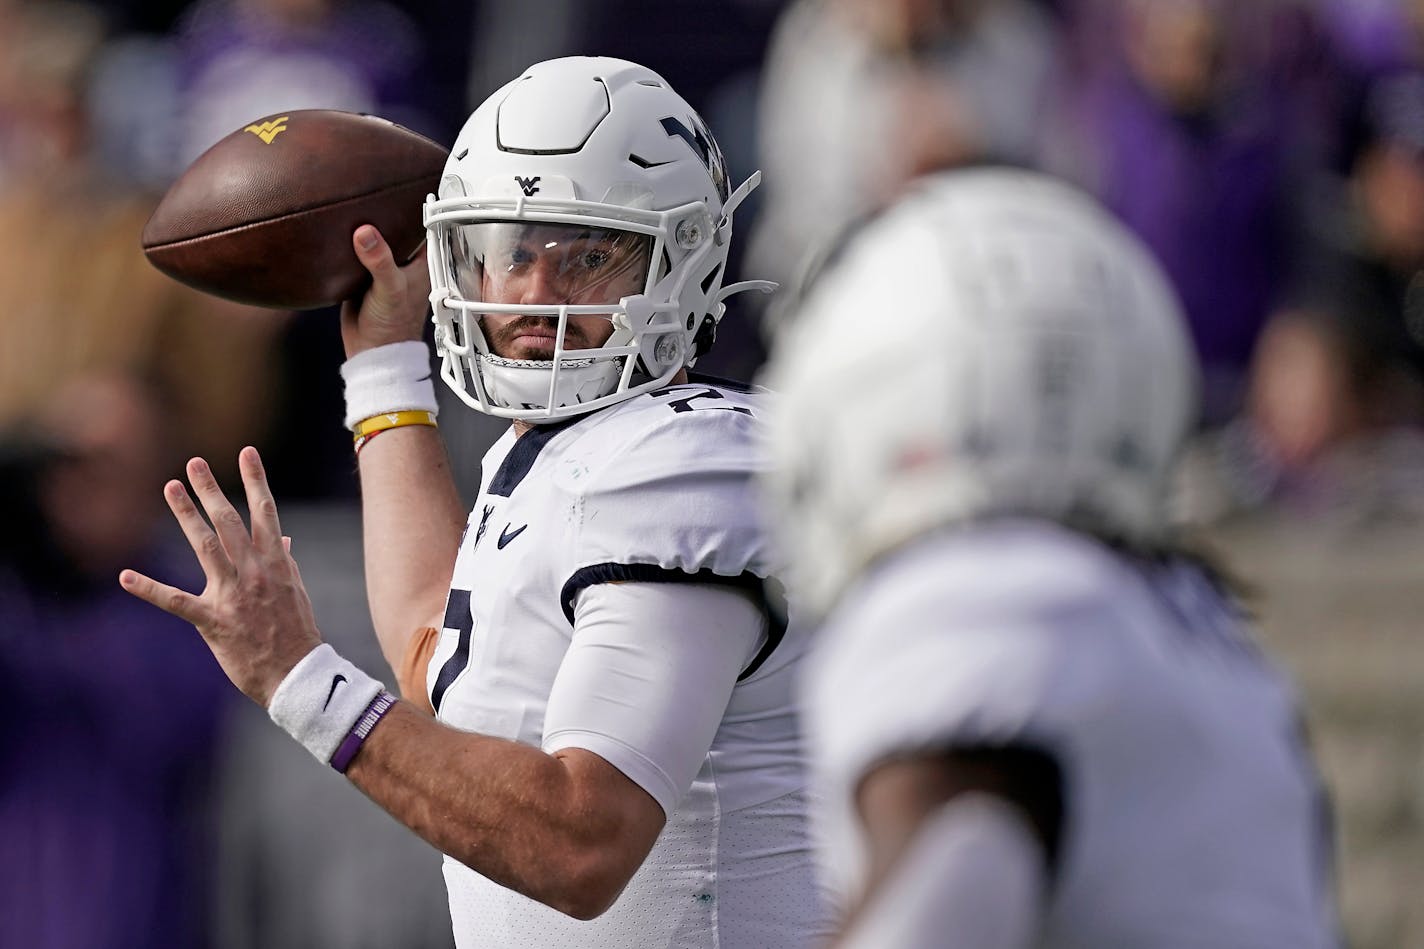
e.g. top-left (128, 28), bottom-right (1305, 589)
top-left (450, 222), bottom-right (652, 360)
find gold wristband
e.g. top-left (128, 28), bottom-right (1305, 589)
top-left (351, 410), bottom-right (438, 441)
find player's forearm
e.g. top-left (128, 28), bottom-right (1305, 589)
top-left (356, 424), bottom-right (466, 672)
top-left (347, 703), bottom-right (659, 919)
top-left (840, 794), bottom-right (1045, 949)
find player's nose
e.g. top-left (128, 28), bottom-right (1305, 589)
top-left (518, 260), bottom-right (572, 306)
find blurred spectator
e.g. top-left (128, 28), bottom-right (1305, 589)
top-left (0, 372), bottom-right (234, 949)
top-left (0, 0), bottom-right (107, 182)
top-left (1181, 68), bottom-right (1424, 522)
top-left (751, 0), bottom-right (1059, 332)
top-left (0, 0), bottom-right (289, 486)
top-left (1314, 0), bottom-right (1419, 80)
top-left (171, 0), bottom-right (433, 169)
top-left (1044, 0), bottom-right (1310, 425)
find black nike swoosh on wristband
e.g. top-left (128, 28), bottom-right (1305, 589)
top-left (323, 674), bottom-right (348, 711)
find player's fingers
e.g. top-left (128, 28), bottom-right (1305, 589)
top-left (185, 456), bottom-right (253, 562)
top-left (238, 446), bottom-right (283, 552)
top-left (118, 568), bottom-right (211, 627)
top-left (163, 478), bottom-right (238, 581)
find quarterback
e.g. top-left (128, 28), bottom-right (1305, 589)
top-left (122, 58), bottom-right (829, 947)
top-left (761, 169), bottom-right (1340, 948)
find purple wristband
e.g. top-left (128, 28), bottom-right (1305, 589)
top-left (330, 690), bottom-right (398, 773)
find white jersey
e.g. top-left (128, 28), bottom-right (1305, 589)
top-left (806, 520), bottom-right (1338, 948)
top-left (428, 379), bottom-right (829, 948)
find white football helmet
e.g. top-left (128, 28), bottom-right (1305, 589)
top-left (761, 169), bottom-right (1199, 614)
top-left (424, 56), bottom-right (771, 421)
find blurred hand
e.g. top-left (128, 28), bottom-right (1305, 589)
top-left (340, 224), bottom-right (432, 357)
top-left (118, 447), bottom-right (321, 707)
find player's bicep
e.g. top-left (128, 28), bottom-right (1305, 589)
top-left (542, 581), bottom-right (765, 816)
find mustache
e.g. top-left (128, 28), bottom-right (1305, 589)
top-left (495, 315), bottom-right (559, 334)
top-left (483, 315), bottom-right (570, 344)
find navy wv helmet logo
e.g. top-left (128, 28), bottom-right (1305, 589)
top-left (660, 114), bottom-right (729, 203)
top-left (514, 175), bottom-right (541, 196)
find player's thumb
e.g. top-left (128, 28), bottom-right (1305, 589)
top-left (344, 224), bottom-right (422, 345)
top-left (353, 224), bottom-right (397, 288)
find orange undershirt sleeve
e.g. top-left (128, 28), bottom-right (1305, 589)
top-left (396, 626), bottom-right (440, 717)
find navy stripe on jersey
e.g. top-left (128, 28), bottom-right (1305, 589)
top-left (560, 563), bottom-right (787, 681)
top-left (488, 416), bottom-right (579, 497)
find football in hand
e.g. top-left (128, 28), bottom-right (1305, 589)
top-left (141, 110), bottom-right (448, 310)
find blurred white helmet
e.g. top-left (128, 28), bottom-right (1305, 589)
top-left (425, 56), bottom-right (770, 421)
top-left (761, 169), bottom-right (1198, 614)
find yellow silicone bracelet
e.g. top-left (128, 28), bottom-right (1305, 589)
top-left (351, 410), bottom-right (438, 440)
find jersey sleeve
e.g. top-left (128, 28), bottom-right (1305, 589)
top-left (552, 397), bottom-right (780, 637)
top-left (809, 589), bottom-right (1077, 789)
top-left (541, 581), bottom-right (767, 815)
top-left (806, 530), bottom-right (1127, 788)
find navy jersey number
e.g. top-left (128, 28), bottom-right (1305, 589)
top-left (650, 386), bottom-right (753, 416)
top-left (430, 588), bottom-right (474, 715)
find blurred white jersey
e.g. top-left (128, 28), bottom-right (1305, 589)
top-left (428, 380), bottom-right (828, 948)
top-left (805, 520), bottom-right (1338, 948)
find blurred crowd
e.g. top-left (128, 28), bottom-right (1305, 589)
top-left (1, 0), bottom-right (1420, 947)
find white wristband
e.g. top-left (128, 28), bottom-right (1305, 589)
top-left (340, 340), bottom-right (439, 430)
top-left (268, 643), bottom-right (386, 765)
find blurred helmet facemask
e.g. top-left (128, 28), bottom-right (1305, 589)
top-left (425, 56), bottom-right (771, 420)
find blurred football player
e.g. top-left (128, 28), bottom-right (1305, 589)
top-left (760, 168), bottom-right (1340, 948)
top-left (121, 57), bottom-right (830, 947)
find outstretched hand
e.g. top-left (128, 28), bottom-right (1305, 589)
top-left (340, 224), bottom-right (433, 358)
top-left (119, 446), bottom-right (322, 707)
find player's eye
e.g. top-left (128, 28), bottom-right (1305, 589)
top-left (579, 248), bottom-right (612, 271)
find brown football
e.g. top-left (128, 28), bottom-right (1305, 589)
top-left (141, 110), bottom-right (448, 310)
